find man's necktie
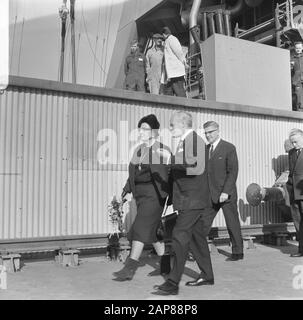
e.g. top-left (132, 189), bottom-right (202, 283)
top-left (174, 139), bottom-right (183, 155)
top-left (209, 145), bottom-right (214, 159)
top-left (297, 148), bottom-right (302, 158)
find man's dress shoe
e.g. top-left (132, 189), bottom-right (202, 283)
top-left (152, 280), bottom-right (179, 295)
top-left (185, 277), bottom-right (214, 286)
top-left (290, 252), bottom-right (303, 257)
top-left (226, 253), bottom-right (244, 261)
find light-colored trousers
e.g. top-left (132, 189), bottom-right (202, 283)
top-left (148, 78), bottom-right (161, 95)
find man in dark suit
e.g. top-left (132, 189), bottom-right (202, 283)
top-left (152, 111), bottom-right (216, 296)
top-left (203, 121), bottom-right (243, 261)
top-left (286, 128), bottom-right (303, 257)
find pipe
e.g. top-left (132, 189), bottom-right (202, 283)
top-left (215, 10), bottom-right (224, 35)
top-left (182, 0), bottom-right (264, 28)
top-left (223, 11), bottom-right (232, 36)
top-left (255, 33), bottom-right (275, 44)
top-left (262, 187), bottom-right (285, 202)
top-left (227, 0), bottom-right (245, 17)
top-left (246, 183), bottom-right (286, 207)
top-left (189, 25), bottom-right (201, 58)
top-left (207, 13), bottom-right (215, 36)
top-left (189, 0), bottom-right (202, 45)
top-left (238, 18), bottom-right (275, 39)
top-left (189, 25), bottom-right (201, 44)
top-left (238, 13), bottom-right (285, 40)
top-left (201, 12), bottom-right (208, 40)
top-left (181, 10), bottom-right (203, 28)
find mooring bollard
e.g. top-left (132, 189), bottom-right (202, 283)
top-left (0, 253), bottom-right (21, 272)
top-left (243, 236), bottom-right (256, 249)
top-left (0, 265), bottom-right (7, 290)
top-left (273, 232), bottom-right (288, 246)
top-left (56, 249), bottom-right (80, 267)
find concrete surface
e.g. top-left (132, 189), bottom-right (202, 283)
top-left (0, 241), bottom-right (303, 300)
top-left (201, 33), bottom-right (292, 110)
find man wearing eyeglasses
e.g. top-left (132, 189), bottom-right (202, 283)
top-left (152, 111), bottom-right (216, 295)
top-left (203, 121), bottom-right (243, 261)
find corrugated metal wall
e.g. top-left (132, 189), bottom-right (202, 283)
top-left (0, 78), bottom-right (302, 239)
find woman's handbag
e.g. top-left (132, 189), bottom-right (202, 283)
top-left (156, 197), bottom-right (178, 241)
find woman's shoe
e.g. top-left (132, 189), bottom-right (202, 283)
top-left (112, 257), bottom-right (139, 281)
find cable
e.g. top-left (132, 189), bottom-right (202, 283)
top-left (81, 7), bottom-right (107, 82)
top-left (117, 20), bottom-right (133, 33)
top-left (100, 3), bottom-right (109, 86)
top-left (17, 18), bottom-right (25, 76)
top-left (74, 2), bottom-right (83, 73)
top-left (65, 20), bottom-right (71, 81)
top-left (104, 0), bottom-right (113, 87)
top-left (116, 0), bottom-right (134, 33)
top-left (93, 6), bottom-right (101, 85)
top-left (10, 15), bottom-right (18, 74)
top-left (76, 31), bottom-right (81, 73)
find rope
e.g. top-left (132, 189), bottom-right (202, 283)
top-left (93, 5), bottom-right (101, 85)
top-left (17, 18), bottom-right (25, 76)
top-left (81, 7), bottom-right (107, 83)
top-left (103, 0), bottom-right (113, 87)
top-left (10, 15), bottom-right (18, 73)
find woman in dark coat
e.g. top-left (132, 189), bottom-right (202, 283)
top-left (113, 114), bottom-right (171, 281)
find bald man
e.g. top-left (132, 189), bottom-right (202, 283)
top-left (152, 111), bottom-right (216, 296)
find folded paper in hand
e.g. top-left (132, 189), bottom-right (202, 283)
top-left (156, 199), bottom-right (177, 241)
top-left (164, 204), bottom-right (174, 216)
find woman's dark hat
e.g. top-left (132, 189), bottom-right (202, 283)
top-left (153, 33), bottom-right (164, 39)
top-left (138, 114), bottom-right (160, 129)
top-left (162, 26), bottom-right (171, 35)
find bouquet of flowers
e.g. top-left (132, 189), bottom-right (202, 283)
top-left (107, 195), bottom-right (128, 261)
top-left (108, 195), bottom-right (125, 237)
